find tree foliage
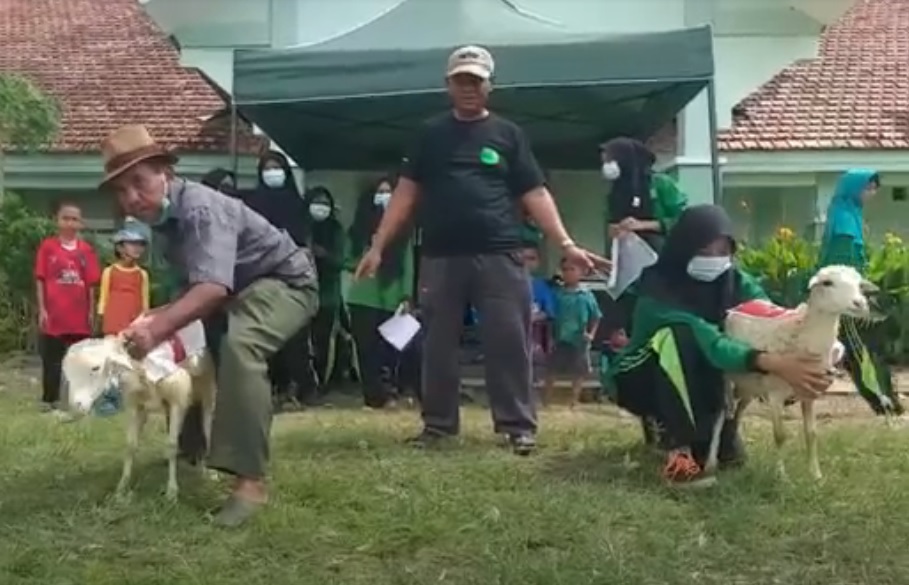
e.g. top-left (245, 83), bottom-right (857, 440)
top-left (0, 74), bottom-right (60, 150)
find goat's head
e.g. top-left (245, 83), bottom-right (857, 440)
top-left (806, 265), bottom-right (872, 318)
top-left (63, 336), bottom-right (133, 414)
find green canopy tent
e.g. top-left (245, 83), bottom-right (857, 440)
top-left (233, 0), bottom-right (718, 187)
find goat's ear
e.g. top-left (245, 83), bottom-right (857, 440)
top-left (860, 279), bottom-right (879, 294)
top-left (807, 275), bottom-right (819, 290)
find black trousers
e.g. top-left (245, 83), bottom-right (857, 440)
top-left (614, 324), bottom-right (739, 464)
top-left (270, 326), bottom-right (318, 401)
top-left (311, 304), bottom-right (350, 389)
top-left (40, 333), bottom-right (87, 405)
top-left (349, 304), bottom-right (396, 408)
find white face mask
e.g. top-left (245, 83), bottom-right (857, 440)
top-left (374, 191), bottom-right (392, 208)
top-left (687, 255), bottom-right (732, 282)
top-left (601, 161), bottom-right (621, 181)
top-left (309, 203), bottom-right (331, 221)
top-left (261, 168), bottom-right (287, 189)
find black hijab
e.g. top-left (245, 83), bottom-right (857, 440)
top-left (601, 137), bottom-right (657, 222)
top-left (638, 204), bottom-right (742, 325)
top-left (348, 176), bottom-right (410, 285)
top-left (200, 168), bottom-right (239, 197)
top-left (241, 151), bottom-right (308, 246)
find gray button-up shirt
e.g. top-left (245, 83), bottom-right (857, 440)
top-left (153, 178), bottom-right (317, 293)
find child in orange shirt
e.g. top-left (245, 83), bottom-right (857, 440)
top-left (98, 230), bottom-right (150, 336)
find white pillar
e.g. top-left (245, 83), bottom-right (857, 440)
top-left (674, 89), bottom-right (716, 205)
top-left (812, 173), bottom-right (837, 241)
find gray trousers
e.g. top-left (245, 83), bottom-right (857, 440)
top-left (419, 252), bottom-right (536, 436)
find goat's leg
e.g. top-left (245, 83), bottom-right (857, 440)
top-left (116, 406), bottom-right (147, 497)
top-left (704, 383), bottom-right (738, 475)
top-left (703, 411), bottom-right (725, 475)
top-left (165, 403), bottom-right (186, 501)
top-left (768, 395), bottom-right (787, 480)
top-left (199, 397), bottom-right (218, 481)
top-left (801, 399), bottom-right (822, 480)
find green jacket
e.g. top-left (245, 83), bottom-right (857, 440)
top-left (608, 172), bottom-right (688, 234)
top-left (313, 227), bottom-right (346, 310)
top-left (817, 234), bottom-right (865, 273)
top-left (344, 239), bottom-right (415, 312)
top-left (615, 270), bottom-right (769, 373)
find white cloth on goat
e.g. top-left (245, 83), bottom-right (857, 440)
top-left (139, 319), bottom-right (207, 383)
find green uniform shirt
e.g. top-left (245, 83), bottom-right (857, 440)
top-left (344, 239), bottom-right (415, 312)
top-left (616, 270), bottom-right (769, 373)
top-left (607, 172), bottom-right (688, 234)
top-left (554, 287), bottom-right (602, 346)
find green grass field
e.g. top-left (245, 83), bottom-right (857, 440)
top-left (1, 365), bottom-right (908, 585)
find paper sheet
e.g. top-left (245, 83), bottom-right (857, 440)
top-left (378, 313), bottom-right (421, 351)
top-left (606, 232), bottom-right (659, 299)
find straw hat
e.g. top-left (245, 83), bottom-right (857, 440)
top-left (99, 125), bottom-right (178, 187)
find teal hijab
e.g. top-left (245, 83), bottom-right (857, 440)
top-left (823, 168), bottom-right (878, 247)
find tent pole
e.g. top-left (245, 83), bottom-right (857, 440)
top-left (230, 99), bottom-right (239, 178)
top-left (706, 78), bottom-right (721, 205)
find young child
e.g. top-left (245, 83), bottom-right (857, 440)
top-left (34, 201), bottom-right (101, 412)
top-left (98, 229), bottom-right (150, 336)
top-left (544, 257), bottom-right (603, 407)
top-left (521, 243), bottom-right (556, 386)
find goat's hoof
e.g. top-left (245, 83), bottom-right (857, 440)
top-left (702, 461), bottom-right (718, 476)
top-left (810, 469), bottom-right (823, 481)
top-left (165, 486), bottom-right (179, 501)
top-left (113, 488), bottom-right (132, 503)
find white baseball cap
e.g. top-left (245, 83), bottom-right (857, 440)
top-left (446, 45), bottom-right (495, 80)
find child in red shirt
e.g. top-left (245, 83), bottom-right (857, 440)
top-left (98, 229), bottom-right (150, 336)
top-left (34, 201), bottom-right (101, 411)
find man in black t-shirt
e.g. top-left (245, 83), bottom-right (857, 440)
top-left (355, 45), bottom-right (608, 455)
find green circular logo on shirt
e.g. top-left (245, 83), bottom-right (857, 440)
top-left (479, 147), bottom-right (500, 165)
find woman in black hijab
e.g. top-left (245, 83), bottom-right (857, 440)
top-left (600, 137), bottom-right (687, 251)
top-left (243, 151), bottom-right (310, 246)
top-left (597, 138), bottom-right (690, 354)
top-left (244, 151), bottom-right (318, 408)
top-left (200, 167), bottom-right (239, 196)
top-left (303, 185), bottom-right (348, 390)
top-left (608, 205), bottom-right (832, 487)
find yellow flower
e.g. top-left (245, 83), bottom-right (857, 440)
top-left (776, 226), bottom-right (795, 240)
top-left (884, 232), bottom-right (903, 246)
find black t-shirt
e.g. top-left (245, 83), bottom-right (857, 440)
top-left (400, 112), bottom-right (545, 256)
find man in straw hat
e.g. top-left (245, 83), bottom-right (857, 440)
top-left (100, 124), bottom-right (319, 526)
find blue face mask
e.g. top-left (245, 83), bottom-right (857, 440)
top-left (686, 255), bottom-right (732, 282)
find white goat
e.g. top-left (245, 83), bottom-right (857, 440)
top-left (704, 265), bottom-right (873, 480)
top-left (64, 334), bottom-right (217, 500)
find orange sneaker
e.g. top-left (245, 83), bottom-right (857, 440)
top-left (663, 451), bottom-right (716, 488)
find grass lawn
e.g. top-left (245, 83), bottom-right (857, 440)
top-left (2, 366), bottom-right (909, 585)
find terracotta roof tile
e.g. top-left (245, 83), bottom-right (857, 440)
top-left (718, 0), bottom-right (909, 151)
top-left (0, 0), bottom-right (259, 154)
